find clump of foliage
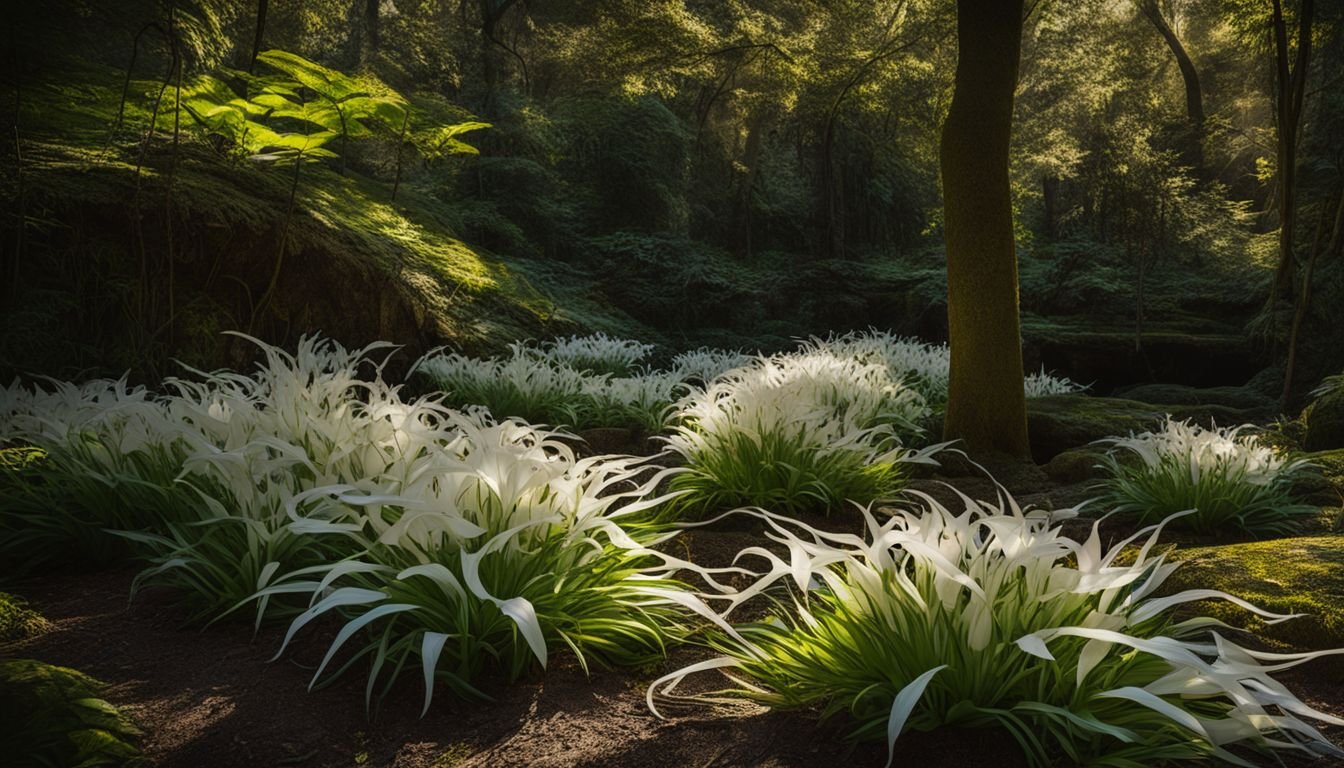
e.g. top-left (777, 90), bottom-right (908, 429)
top-left (650, 495), bottom-right (1344, 767)
top-left (516, 332), bottom-right (655, 377)
top-left (801, 330), bottom-right (1083, 405)
top-left (258, 417), bottom-right (699, 709)
top-left (0, 377), bottom-right (195, 572)
top-left (415, 334), bottom-right (690, 432)
top-left (663, 351), bottom-right (940, 516)
top-left (0, 593), bottom-right (51, 643)
top-left (667, 348), bottom-right (755, 384)
top-left (1095, 418), bottom-right (1315, 535)
top-left (1, 334), bottom-right (705, 708)
top-left (0, 659), bottom-right (145, 768)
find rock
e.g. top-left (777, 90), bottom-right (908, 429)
top-left (1163, 536), bottom-right (1344, 671)
top-left (1041, 447), bottom-right (1110, 484)
top-left (1027, 394), bottom-right (1272, 464)
top-left (1026, 395), bottom-right (1163, 463)
top-left (1304, 388), bottom-right (1344, 452)
top-left (1112, 383), bottom-right (1273, 411)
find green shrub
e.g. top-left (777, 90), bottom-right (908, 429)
top-left (650, 497), bottom-right (1344, 766)
top-left (1095, 418), bottom-right (1315, 535)
top-left (257, 418), bottom-right (695, 709)
top-left (663, 351), bottom-right (939, 516)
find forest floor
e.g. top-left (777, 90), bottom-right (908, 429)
top-left (6, 463), bottom-right (1343, 768)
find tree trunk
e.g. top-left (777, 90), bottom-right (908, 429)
top-left (1137, 0), bottom-right (1204, 170)
top-left (248, 0), bottom-right (269, 73)
top-left (735, 110), bottom-right (769, 258)
top-left (1042, 174), bottom-right (1058, 240)
top-left (1267, 0), bottom-right (1314, 305)
top-left (365, 0), bottom-right (380, 56)
top-left (940, 0), bottom-right (1029, 458)
top-left (1282, 190), bottom-right (1344, 407)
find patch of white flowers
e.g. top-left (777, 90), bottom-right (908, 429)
top-left (1102, 418), bottom-right (1304, 487)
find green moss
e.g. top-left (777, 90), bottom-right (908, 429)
top-left (0, 593), bottom-right (51, 644)
top-left (1305, 388), bottom-right (1344, 452)
top-left (0, 659), bottom-right (145, 768)
top-left (1112, 383), bottom-right (1272, 411)
top-left (1026, 395), bottom-right (1163, 462)
top-left (1166, 536), bottom-right (1344, 662)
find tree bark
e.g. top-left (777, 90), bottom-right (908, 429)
top-left (1267, 0), bottom-right (1314, 305)
top-left (248, 0), bottom-right (269, 73)
top-left (365, 0), bottom-right (380, 55)
top-left (1282, 190), bottom-right (1344, 407)
top-left (940, 0), bottom-right (1029, 458)
top-left (1137, 0), bottom-right (1204, 170)
top-left (735, 109), bottom-right (769, 258)
top-left (1042, 174), bottom-right (1058, 240)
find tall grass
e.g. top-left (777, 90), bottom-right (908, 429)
top-left (257, 416), bottom-right (702, 708)
top-left (662, 351), bottom-right (942, 516)
top-left (2, 334), bottom-right (704, 707)
top-left (1095, 418), bottom-right (1315, 535)
top-left (650, 494), bottom-right (1344, 766)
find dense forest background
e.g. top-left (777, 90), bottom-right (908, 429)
top-left (2, 0), bottom-right (1342, 402)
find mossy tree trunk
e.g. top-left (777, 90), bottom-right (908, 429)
top-left (1267, 0), bottom-right (1313, 306)
top-left (940, 0), bottom-right (1029, 458)
top-left (1138, 0), bottom-right (1204, 172)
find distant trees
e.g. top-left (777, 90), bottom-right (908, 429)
top-left (940, 0), bottom-right (1030, 457)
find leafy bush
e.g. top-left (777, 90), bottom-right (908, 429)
top-left (668, 348), bottom-right (754, 384)
top-left (1095, 418), bottom-right (1315, 535)
top-left (649, 496), bottom-right (1344, 766)
top-left (0, 659), bottom-right (145, 768)
top-left (257, 417), bottom-right (696, 709)
top-left (801, 330), bottom-right (1083, 405)
top-left (518, 332), bottom-right (655, 377)
top-left (2, 335), bottom-right (438, 620)
top-left (0, 378), bottom-right (193, 572)
top-left (663, 351), bottom-right (940, 516)
top-left (415, 340), bottom-right (681, 432)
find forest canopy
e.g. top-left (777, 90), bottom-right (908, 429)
top-left (1, 0), bottom-right (1342, 403)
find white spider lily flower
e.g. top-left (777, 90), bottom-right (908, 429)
top-left (651, 493), bottom-right (1344, 765)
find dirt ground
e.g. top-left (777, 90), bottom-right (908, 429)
top-left (4, 473), bottom-right (1342, 767)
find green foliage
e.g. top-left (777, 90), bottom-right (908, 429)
top-left (0, 593), bottom-right (51, 643)
top-left (1095, 419), bottom-right (1316, 536)
top-left (0, 659), bottom-right (145, 768)
top-left (2, 336), bottom-right (697, 709)
top-left (256, 419), bottom-right (693, 710)
top-left (651, 497), bottom-right (1344, 767)
top-left (663, 350), bottom-right (937, 516)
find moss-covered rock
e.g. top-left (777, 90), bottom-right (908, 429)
top-left (0, 659), bottom-right (145, 767)
top-left (1292, 449), bottom-right (1344, 508)
top-left (1165, 536), bottom-right (1344, 669)
top-left (1304, 388), bottom-right (1344, 452)
top-left (1027, 395), bottom-right (1159, 463)
top-left (1040, 446), bottom-right (1111, 484)
top-left (0, 593), bottom-right (51, 644)
top-left (1026, 394), bottom-right (1271, 463)
top-left (1111, 383), bottom-right (1273, 411)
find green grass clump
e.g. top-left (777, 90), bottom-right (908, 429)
top-left (663, 350), bottom-right (937, 516)
top-left (1095, 417), bottom-right (1316, 536)
top-left (0, 593), bottom-right (51, 644)
top-left (0, 659), bottom-right (145, 768)
top-left (651, 496), bottom-right (1344, 766)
